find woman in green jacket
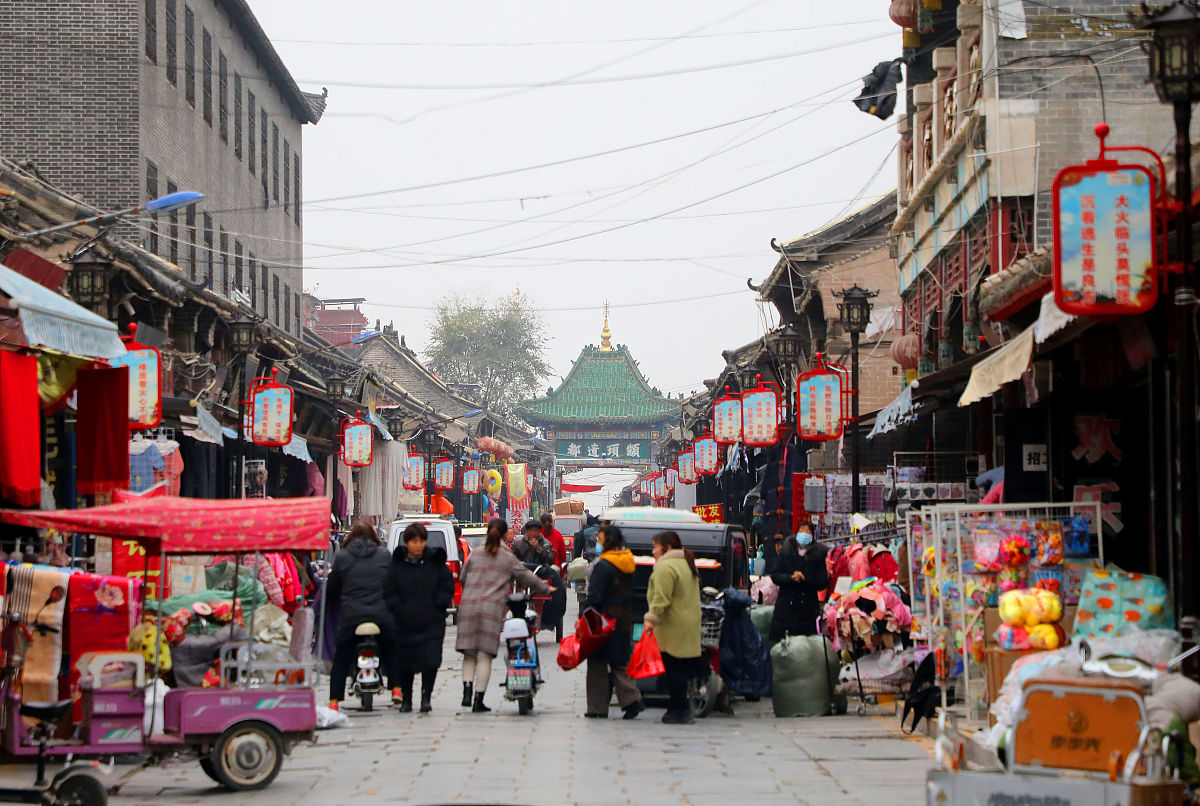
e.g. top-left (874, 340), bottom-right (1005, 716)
top-left (643, 531), bottom-right (702, 724)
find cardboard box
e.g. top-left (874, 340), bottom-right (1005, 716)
top-left (986, 647), bottom-right (1049, 724)
top-left (554, 498), bottom-right (583, 516)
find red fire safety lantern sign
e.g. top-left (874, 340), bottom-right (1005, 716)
top-left (341, 416), bottom-right (374, 467)
top-left (741, 375), bottom-right (780, 447)
top-left (695, 435), bottom-right (720, 475)
top-left (434, 457), bottom-right (455, 490)
top-left (652, 473), bottom-right (668, 501)
top-left (665, 467), bottom-right (678, 491)
top-left (110, 324), bottom-right (162, 429)
top-left (797, 365), bottom-right (844, 441)
top-left (248, 371), bottom-right (294, 447)
top-left (678, 450), bottom-right (698, 485)
top-left (402, 451), bottom-right (425, 489)
top-left (462, 468), bottom-right (480, 495)
top-left (712, 387), bottom-right (742, 445)
top-left (1052, 127), bottom-right (1160, 316)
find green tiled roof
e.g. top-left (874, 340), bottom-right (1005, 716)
top-left (516, 346), bottom-right (678, 428)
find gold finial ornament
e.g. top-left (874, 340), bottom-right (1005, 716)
top-left (600, 302), bottom-right (613, 350)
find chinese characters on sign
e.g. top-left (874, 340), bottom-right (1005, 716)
top-left (250, 384), bottom-right (293, 447)
top-left (694, 436), bottom-right (720, 475)
top-left (1053, 164), bottom-right (1157, 315)
top-left (507, 463), bottom-right (528, 500)
top-left (403, 453), bottom-right (425, 489)
top-left (693, 504), bottom-right (723, 524)
top-left (678, 451), bottom-right (698, 484)
top-left (797, 372), bottom-right (843, 440)
top-left (434, 458), bottom-right (455, 490)
top-left (342, 421), bottom-right (373, 467)
top-left (713, 391), bottom-right (742, 445)
top-left (741, 387), bottom-right (779, 446)
top-left (109, 346), bottom-right (162, 429)
top-left (462, 469), bottom-right (480, 495)
top-left (556, 439), bottom-right (651, 464)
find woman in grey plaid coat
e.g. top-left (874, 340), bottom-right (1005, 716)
top-left (456, 518), bottom-right (552, 712)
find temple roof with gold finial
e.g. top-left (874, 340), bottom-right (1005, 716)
top-left (515, 312), bottom-right (677, 428)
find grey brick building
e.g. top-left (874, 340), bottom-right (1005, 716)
top-left (0, 0), bottom-right (324, 335)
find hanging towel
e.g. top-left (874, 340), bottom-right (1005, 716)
top-left (76, 367), bottom-right (129, 495)
top-left (0, 352), bottom-right (41, 506)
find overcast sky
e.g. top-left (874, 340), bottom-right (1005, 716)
top-left (252, 0), bottom-right (900, 508)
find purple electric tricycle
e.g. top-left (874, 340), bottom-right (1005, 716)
top-left (0, 496), bottom-right (330, 796)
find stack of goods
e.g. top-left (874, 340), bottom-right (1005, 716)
top-left (771, 634), bottom-right (843, 717)
top-left (822, 578), bottom-right (913, 652)
top-left (1074, 566), bottom-right (1174, 641)
top-left (994, 588), bottom-right (1067, 650)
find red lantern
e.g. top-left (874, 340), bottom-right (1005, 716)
top-left (340, 412), bottom-right (373, 467)
top-left (462, 468), bottom-right (480, 495)
top-left (797, 354), bottom-right (849, 441)
top-left (712, 386), bottom-right (742, 445)
top-left (891, 333), bottom-right (921, 370)
top-left (695, 433), bottom-right (720, 476)
top-left (110, 323), bottom-right (162, 429)
top-left (246, 369), bottom-right (294, 447)
top-left (433, 456), bottom-right (455, 491)
top-left (740, 374), bottom-right (779, 447)
top-left (403, 449), bottom-right (425, 490)
top-left (677, 449), bottom-right (698, 485)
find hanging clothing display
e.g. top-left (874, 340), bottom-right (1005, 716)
top-left (336, 456), bottom-right (354, 522)
top-left (305, 461), bottom-right (324, 497)
top-left (0, 350), bottom-right (40, 506)
top-left (358, 451), bottom-right (385, 519)
top-left (75, 366), bottom-right (129, 496)
top-left (153, 435), bottom-right (183, 496)
top-left (128, 437), bottom-right (164, 493)
top-left (380, 441), bottom-right (406, 523)
top-left (179, 435), bottom-right (217, 499)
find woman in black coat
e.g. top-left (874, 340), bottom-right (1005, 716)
top-left (327, 520), bottom-right (400, 709)
top-left (769, 527), bottom-right (830, 642)
top-left (391, 523), bottom-right (455, 713)
top-left (580, 525), bottom-right (644, 719)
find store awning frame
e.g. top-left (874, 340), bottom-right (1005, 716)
top-left (0, 262), bottom-right (124, 359)
top-left (867, 381), bottom-right (918, 439)
top-left (958, 325), bottom-right (1035, 407)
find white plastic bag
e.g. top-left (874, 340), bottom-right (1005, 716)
top-left (143, 679), bottom-right (170, 736)
top-left (316, 704), bottom-right (349, 730)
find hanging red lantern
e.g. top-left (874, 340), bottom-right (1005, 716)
top-left (340, 412), bottom-right (373, 467)
top-left (797, 353), bottom-right (850, 441)
top-left (462, 468), bottom-right (480, 495)
top-left (677, 449), bottom-right (698, 485)
top-left (712, 386), bottom-right (742, 445)
top-left (246, 369), bottom-right (294, 447)
top-left (433, 456), bottom-right (455, 491)
top-left (695, 433), bottom-right (720, 476)
top-left (110, 323), bottom-right (162, 429)
top-left (403, 449), bottom-right (425, 490)
top-left (741, 374), bottom-right (780, 447)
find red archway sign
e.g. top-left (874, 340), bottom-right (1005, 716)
top-left (109, 323), bottom-right (162, 429)
top-left (247, 369), bottom-right (294, 447)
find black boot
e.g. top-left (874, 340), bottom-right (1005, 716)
top-left (472, 692), bottom-right (491, 713)
top-left (461, 683), bottom-right (473, 708)
top-left (399, 693), bottom-right (413, 713)
top-left (421, 674), bottom-right (435, 713)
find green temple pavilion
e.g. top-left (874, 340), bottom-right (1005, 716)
top-left (515, 315), bottom-right (678, 468)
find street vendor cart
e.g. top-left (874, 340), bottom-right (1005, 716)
top-left (0, 496), bottom-right (330, 792)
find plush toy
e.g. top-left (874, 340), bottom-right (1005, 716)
top-left (1000, 533), bottom-right (1033, 567)
top-left (922, 546), bottom-right (937, 576)
top-left (995, 623), bottom-right (1031, 650)
top-left (997, 566), bottom-right (1027, 592)
top-left (161, 608), bottom-right (194, 646)
top-left (1028, 622), bottom-right (1067, 650)
top-left (128, 622), bottom-right (171, 672)
top-left (1035, 521), bottom-right (1065, 566)
top-left (998, 587), bottom-right (1063, 628)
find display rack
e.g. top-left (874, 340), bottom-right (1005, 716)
top-left (908, 501), bottom-right (1104, 718)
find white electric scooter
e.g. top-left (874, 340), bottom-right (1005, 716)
top-left (500, 593), bottom-right (542, 715)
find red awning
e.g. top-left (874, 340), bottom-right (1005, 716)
top-left (560, 483), bottom-right (603, 493)
top-left (0, 496), bottom-right (331, 554)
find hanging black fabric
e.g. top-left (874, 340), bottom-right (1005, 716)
top-left (853, 60), bottom-right (903, 120)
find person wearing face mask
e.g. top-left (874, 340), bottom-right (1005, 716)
top-left (768, 523), bottom-right (830, 643)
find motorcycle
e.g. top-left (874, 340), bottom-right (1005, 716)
top-left (499, 593), bottom-right (541, 715)
top-left (350, 622), bottom-right (384, 712)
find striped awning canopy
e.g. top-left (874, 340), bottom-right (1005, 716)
top-left (0, 262), bottom-right (124, 359)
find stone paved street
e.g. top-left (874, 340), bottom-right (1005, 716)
top-left (98, 608), bottom-right (934, 806)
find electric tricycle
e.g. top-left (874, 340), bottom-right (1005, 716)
top-left (0, 496), bottom-right (331, 793)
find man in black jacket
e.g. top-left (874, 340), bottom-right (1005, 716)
top-left (513, 519), bottom-right (555, 566)
top-left (768, 525), bottom-right (830, 642)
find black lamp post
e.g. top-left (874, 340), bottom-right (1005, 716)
top-left (834, 285), bottom-right (878, 515)
top-left (767, 324), bottom-right (804, 430)
top-left (325, 369), bottom-right (348, 402)
top-left (419, 426), bottom-right (440, 513)
top-left (1133, 1), bottom-right (1200, 619)
top-left (228, 312), bottom-right (259, 499)
top-left (68, 247), bottom-right (113, 312)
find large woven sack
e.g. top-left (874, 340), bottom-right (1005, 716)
top-left (771, 634), bottom-right (840, 717)
top-left (750, 605), bottom-right (774, 643)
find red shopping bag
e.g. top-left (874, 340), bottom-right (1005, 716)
top-left (576, 607), bottom-right (615, 661)
top-left (626, 630), bottom-right (666, 680)
top-left (556, 633), bottom-right (582, 671)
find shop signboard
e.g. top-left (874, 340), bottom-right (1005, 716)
top-left (402, 452), bottom-right (424, 490)
top-left (109, 336), bottom-right (162, 430)
top-left (652, 474), bottom-right (668, 501)
top-left (341, 419), bottom-right (373, 467)
top-left (797, 370), bottom-right (843, 441)
top-left (693, 504), bottom-right (723, 524)
top-left (1053, 161), bottom-right (1158, 316)
top-left (462, 468), bottom-right (480, 495)
top-left (550, 429), bottom-right (658, 466)
top-left (741, 382), bottom-right (780, 447)
top-left (712, 388), bottom-right (742, 445)
top-left (111, 538), bottom-right (169, 599)
top-left (677, 450), bottom-right (698, 485)
top-left (249, 376), bottom-right (293, 447)
top-left (694, 435), bottom-right (720, 475)
top-left (433, 458), bottom-right (455, 491)
top-left (665, 467), bottom-right (678, 490)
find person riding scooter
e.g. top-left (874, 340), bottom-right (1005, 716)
top-left (512, 520), bottom-right (555, 567)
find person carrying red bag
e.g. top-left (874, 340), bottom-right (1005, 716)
top-left (643, 531), bottom-right (703, 725)
top-left (580, 525), bottom-right (644, 720)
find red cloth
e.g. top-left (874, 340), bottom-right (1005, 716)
top-left (0, 495), bottom-right (332, 553)
top-left (560, 483), bottom-right (603, 493)
top-left (67, 573), bottom-right (142, 719)
top-left (544, 528), bottom-right (567, 567)
top-left (0, 351), bottom-right (41, 506)
top-left (76, 367), bottom-right (129, 496)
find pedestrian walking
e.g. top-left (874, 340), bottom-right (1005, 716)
top-left (581, 524), bottom-right (644, 719)
top-left (456, 518), bottom-right (553, 712)
top-left (644, 530), bottom-right (702, 724)
top-left (512, 519), bottom-right (556, 566)
top-left (540, 511), bottom-right (568, 568)
top-left (326, 520), bottom-right (400, 710)
top-left (769, 524), bottom-right (830, 642)
top-left (391, 522), bottom-right (455, 713)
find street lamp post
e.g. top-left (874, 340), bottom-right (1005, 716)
top-left (1133, 1), bottom-right (1200, 617)
top-left (16, 190), bottom-right (205, 240)
top-left (835, 285), bottom-right (878, 514)
top-left (229, 312), bottom-right (259, 500)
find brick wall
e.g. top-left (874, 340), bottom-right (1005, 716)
top-left (995, 3), bottom-right (1176, 246)
top-left (0, 0), bottom-right (141, 215)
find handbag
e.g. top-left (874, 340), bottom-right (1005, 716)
top-left (556, 634), bottom-right (582, 671)
top-left (575, 607), bottom-right (615, 660)
top-left (626, 630), bottom-right (666, 680)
